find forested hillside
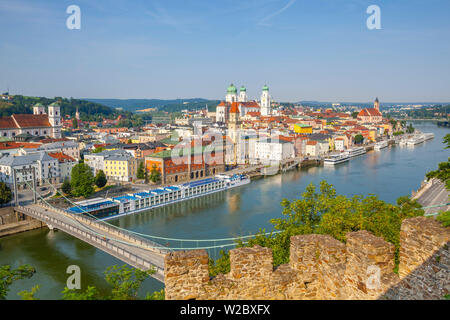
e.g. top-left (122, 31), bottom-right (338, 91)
top-left (0, 95), bottom-right (130, 121)
top-left (86, 98), bottom-right (219, 113)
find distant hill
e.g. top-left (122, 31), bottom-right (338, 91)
top-left (85, 98), bottom-right (220, 113)
top-left (0, 95), bottom-right (129, 121)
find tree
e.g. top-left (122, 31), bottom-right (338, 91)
top-left (137, 162), bottom-right (146, 180)
top-left (61, 178), bottom-right (71, 195)
top-left (351, 111), bottom-right (359, 119)
top-left (406, 123), bottom-right (415, 134)
top-left (92, 147), bottom-right (105, 154)
top-left (70, 163), bottom-right (94, 197)
top-left (444, 134), bottom-right (450, 149)
top-left (72, 118), bottom-right (78, 129)
top-left (0, 182), bottom-right (12, 207)
top-left (61, 286), bottom-right (101, 300)
top-left (18, 285), bottom-right (40, 300)
top-left (61, 265), bottom-right (156, 300)
top-left (104, 265), bottom-right (153, 300)
top-left (0, 264), bottom-right (36, 299)
top-left (149, 164), bottom-right (161, 183)
top-left (354, 134), bottom-right (364, 144)
top-left (95, 170), bottom-right (107, 188)
top-left (426, 135), bottom-right (450, 190)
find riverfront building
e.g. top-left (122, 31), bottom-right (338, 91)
top-left (357, 98), bottom-right (383, 123)
top-left (145, 146), bottom-right (226, 185)
top-left (0, 151), bottom-right (59, 189)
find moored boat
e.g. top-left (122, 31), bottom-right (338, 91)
top-left (67, 174), bottom-right (251, 220)
top-left (346, 146), bottom-right (366, 158)
top-left (374, 140), bottom-right (388, 150)
top-left (406, 135), bottom-right (425, 146)
top-left (324, 152), bottom-right (350, 165)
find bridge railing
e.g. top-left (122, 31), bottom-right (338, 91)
top-left (16, 205), bottom-right (164, 278)
top-left (36, 202), bottom-right (168, 255)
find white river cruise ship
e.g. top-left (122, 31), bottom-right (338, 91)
top-left (67, 174), bottom-right (250, 220)
top-left (324, 152), bottom-right (350, 165)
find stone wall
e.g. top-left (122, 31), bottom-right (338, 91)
top-left (164, 217), bottom-right (449, 300)
top-left (0, 207), bottom-right (46, 238)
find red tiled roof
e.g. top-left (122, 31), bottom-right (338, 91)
top-left (48, 152), bottom-right (76, 163)
top-left (240, 101), bottom-right (260, 108)
top-left (0, 141), bottom-right (41, 150)
top-left (230, 102), bottom-right (240, 114)
top-left (358, 108), bottom-right (382, 117)
top-left (40, 138), bottom-right (69, 144)
top-left (307, 141), bottom-right (317, 146)
top-left (12, 114), bottom-right (51, 128)
top-left (0, 117), bottom-right (18, 129)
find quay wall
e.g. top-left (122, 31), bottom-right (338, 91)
top-left (0, 207), bottom-right (46, 238)
top-left (164, 217), bottom-right (449, 300)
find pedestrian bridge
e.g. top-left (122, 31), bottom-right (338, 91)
top-left (15, 204), bottom-right (167, 282)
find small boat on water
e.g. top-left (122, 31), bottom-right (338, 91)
top-left (324, 152), bottom-right (350, 165)
top-left (346, 147), bottom-right (366, 158)
top-left (374, 140), bottom-right (388, 150)
top-left (399, 139), bottom-right (408, 146)
top-left (422, 132), bottom-right (435, 141)
top-left (406, 135), bottom-right (425, 146)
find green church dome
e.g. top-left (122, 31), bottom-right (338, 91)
top-left (227, 84), bottom-right (237, 94)
top-left (240, 86), bottom-right (246, 92)
top-left (262, 84), bottom-right (269, 91)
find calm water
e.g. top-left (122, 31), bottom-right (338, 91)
top-left (1, 121), bottom-right (449, 299)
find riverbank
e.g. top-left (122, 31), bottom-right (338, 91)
top-left (0, 207), bottom-right (46, 238)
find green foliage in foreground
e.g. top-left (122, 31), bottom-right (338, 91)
top-left (0, 264), bottom-right (36, 299)
top-left (62, 265), bottom-right (162, 300)
top-left (3, 264), bottom-right (165, 300)
top-left (209, 181), bottom-right (424, 277)
top-left (436, 211), bottom-right (450, 227)
top-left (426, 135), bottom-right (450, 190)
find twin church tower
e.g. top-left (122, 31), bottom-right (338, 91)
top-left (223, 83), bottom-right (272, 117)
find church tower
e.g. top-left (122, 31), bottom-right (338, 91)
top-left (260, 84), bottom-right (271, 116)
top-left (48, 102), bottom-right (62, 138)
top-left (226, 84), bottom-right (238, 103)
top-left (239, 86), bottom-right (248, 102)
top-left (228, 102), bottom-right (241, 138)
top-left (75, 107), bottom-right (80, 121)
top-left (33, 103), bottom-right (46, 115)
top-left (228, 102), bottom-right (241, 165)
top-left (374, 97), bottom-right (380, 111)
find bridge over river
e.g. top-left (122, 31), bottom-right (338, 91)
top-left (15, 204), bottom-right (167, 282)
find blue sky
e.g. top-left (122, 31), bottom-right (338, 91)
top-left (0, 0), bottom-right (449, 102)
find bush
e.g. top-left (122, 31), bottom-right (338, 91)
top-left (95, 170), bottom-right (107, 188)
top-left (61, 178), bottom-right (71, 195)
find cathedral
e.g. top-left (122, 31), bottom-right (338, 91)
top-left (215, 84), bottom-right (272, 124)
top-left (0, 103), bottom-right (62, 139)
top-left (357, 98), bottom-right (383, 123)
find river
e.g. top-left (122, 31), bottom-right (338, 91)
top-left (1, 121), bottom-right (448, 299)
